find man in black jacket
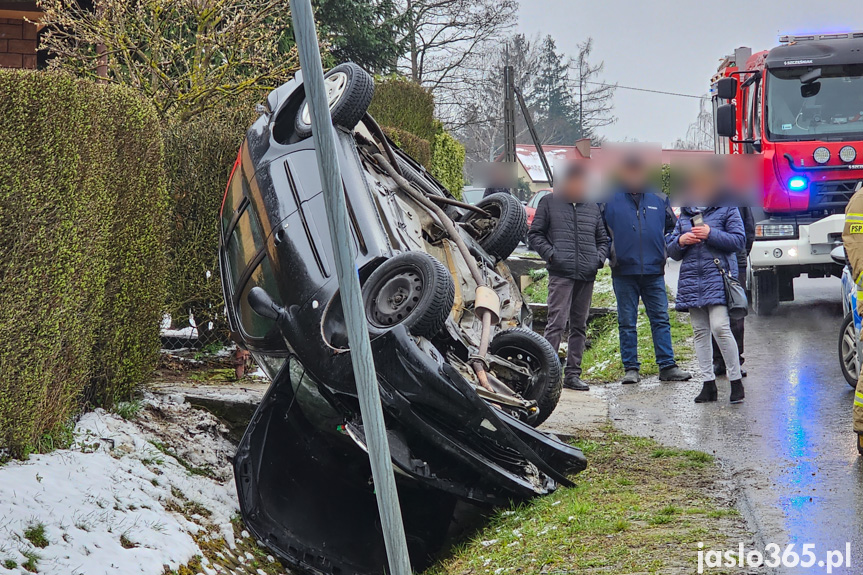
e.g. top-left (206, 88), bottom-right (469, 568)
top-left (528, 163), bottom-right (608, 390)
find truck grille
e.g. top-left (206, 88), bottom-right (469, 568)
top-left (810, 180), bottom-right (863, 209)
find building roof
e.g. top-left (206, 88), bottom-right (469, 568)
top-left (514, 143), bottom-right (713, 183)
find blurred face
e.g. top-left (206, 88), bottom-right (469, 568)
top-left (558, 168), bottom-right (587, 202)
top-left (619, 161), bottom-right (647, 190)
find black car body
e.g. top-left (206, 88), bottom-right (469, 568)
top-left (220, 64), bottom-right (586, 575)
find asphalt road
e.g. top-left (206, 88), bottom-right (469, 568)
top-left (603, 269), bottom-right (862, 574)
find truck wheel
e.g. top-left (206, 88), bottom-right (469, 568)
top-left (489, 327), bottom-right (562, 426)
top-left (751, 271), bottom-right (779, 315)
top-left (462, 192), bottom-right (527, 261)
top-left (295, 62), bottom-right (374, 139)
top-left (362, 252), bottom-right (455, 338)
top-left (839, 313), bottom-right (859, 388)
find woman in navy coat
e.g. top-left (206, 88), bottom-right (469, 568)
top-left (667, 206), bottom-right (746, 403)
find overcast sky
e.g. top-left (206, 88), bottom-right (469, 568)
top-left (518, 0), bottom-right (863, 147)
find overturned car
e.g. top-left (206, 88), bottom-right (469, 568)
top-left (220, 63), bottom-right (586, 575)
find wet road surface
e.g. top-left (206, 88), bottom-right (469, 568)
top-left (602, 271), bottom-right (863, 574)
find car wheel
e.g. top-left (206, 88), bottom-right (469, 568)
top-left (463, 192), bottom-right (527, 261)
top-left (839, 313), bottom-right (859, 388)
top-left (363, 252), bottom-right (455, 338)
top-left (489, 327), bottom-right (562, 426)
top-left (295, 62), bottom-right (374, 139)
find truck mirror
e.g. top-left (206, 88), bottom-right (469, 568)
top-left (716, 104), bottom-right (736, 138)
top-left (716, 77), bottom-right (738, 100)
top-left (801, 82), bottom-right (821, 98)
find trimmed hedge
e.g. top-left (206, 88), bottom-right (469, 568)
top-left (382, 126), bottom-right (432, 167)
top-left (0, 71), bottom-right (167, 456)
top-left (431, 131), bottom-right (466, 199)
top-left (162, 108), bottom-right (253, 343)
top-left (368, 76), bottom-right (437, 144)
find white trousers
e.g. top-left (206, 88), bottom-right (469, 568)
top-left (689, 305), bottom-right (741, 381)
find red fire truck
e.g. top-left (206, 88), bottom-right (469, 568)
top-left (712, 33), bottom-right (863, 314)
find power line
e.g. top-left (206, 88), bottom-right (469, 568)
top-left (583, 80), bottom-right (707, 99)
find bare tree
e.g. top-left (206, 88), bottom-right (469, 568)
top-left (674, 96), bottom-right (714, 150)
top-left (396, 0), bottom-right (517, 113)
top-left (39, 0), bottom-right (299, 121)
top-left (569, 38), bottom-right (616, 143)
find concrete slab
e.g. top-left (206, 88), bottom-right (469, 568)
top-left (540, 388), bottom-right (608, 438)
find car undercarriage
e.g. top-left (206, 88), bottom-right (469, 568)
top-left (219, 63), bottom-right (586, 574)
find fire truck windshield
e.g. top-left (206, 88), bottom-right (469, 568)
top-left (766, 64), bottom-right (863, 142)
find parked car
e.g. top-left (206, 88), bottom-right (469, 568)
top-left (524, 188), bottom-right (551, 229)
top-left (835, 245), bottom-right (860, 388)
top-left (219, 63), bottom-right (586, 575)
top-left (461, 186), bottom-right (485, 205)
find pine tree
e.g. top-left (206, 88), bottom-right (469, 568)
top-left (313, 0), bottom-right (407, 74)
top-left (533, 35), bottom-right (581, 144)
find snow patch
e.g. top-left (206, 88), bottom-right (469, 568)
top-left (0, 402), bottom-right (239, 575)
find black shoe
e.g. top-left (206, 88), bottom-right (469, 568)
top-left (729, 379), bottom-right (745, 403)
top-left (659, 365), bottom-right (692, 381)
top-left (621, 369), bottom-right (640, 384)
top-left (564, 376), bottom-right (589, 391)
top-left (857, 433), bottom-right (863, 456)
top-left (694, 380), bottom-right (718, 403)
top-left (713, 362), bottom-right (727, 376)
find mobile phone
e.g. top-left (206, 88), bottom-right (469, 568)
top-left (692, 213), bottom-right (704, 227)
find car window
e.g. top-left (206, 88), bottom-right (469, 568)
top-left (225, 205), bottom-right (266, 290)
top-left (528, 190), bottom-right (549, 208)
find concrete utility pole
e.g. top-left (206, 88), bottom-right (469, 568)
top-left (287, 2), bottom-right (412, 574)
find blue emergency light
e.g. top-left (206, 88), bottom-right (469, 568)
top-left (788, 176), bottom-right (808, 191)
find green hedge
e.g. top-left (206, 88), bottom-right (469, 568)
top-left (368, 76), bottom-right (437, 143)
top-left (0, 71), bottom-right (167, 456)
top-left (162, 108), bottom-right (253, 343)
top-left (382, 126), bottom-right (432, 167)
top-left (430, 130), bottom-right (465, 199)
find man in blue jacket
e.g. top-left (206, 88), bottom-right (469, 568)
top-left (602, 156), bottom-right (691, 384)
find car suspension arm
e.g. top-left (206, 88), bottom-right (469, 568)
top-left (372, 153), bottom-right (496, 391)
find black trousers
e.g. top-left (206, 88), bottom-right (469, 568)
top-left (544, 276), bottom-right (594, 378)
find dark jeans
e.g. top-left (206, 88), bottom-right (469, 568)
top-left (712, 316), bottom-right (745, 367)
top-left (612, 274), bottom-right (676, 371)
top-left (544, 275), bottom-right (594, 379)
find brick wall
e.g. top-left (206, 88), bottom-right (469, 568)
top-left (0, 17), bottom-right (37, 69)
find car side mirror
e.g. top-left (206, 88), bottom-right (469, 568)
top-left (716, 104), bottom-right (737, 138)
top-left (831, 245), bottom-right (847, 267)
top-left (715, 77), bottom-right (738, 100)
top-left (248, 286), bottom-right (285, 320)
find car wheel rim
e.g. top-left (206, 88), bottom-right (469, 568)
top-left (301, 71), bottom-right (349, 126)
top-left (370, 270), bottom-right (422, 327)
top-left (494, 345), bottom-right (543, 395)
top-left (843, 322), bottom-right (858, 379)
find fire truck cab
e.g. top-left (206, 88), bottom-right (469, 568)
top-left (712, 33), bottom-right (863, 314)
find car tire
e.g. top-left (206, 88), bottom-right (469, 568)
top-left (839, 313), bottom-right (859, 388)
top-left (295, 62), bottom-right (374, 139)
top-left (489, 327), bottom-right (562, 426)
top-left (464, 192), bottom-right (528, 261)
top-left (363, 252), bottom-right (455, 338)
